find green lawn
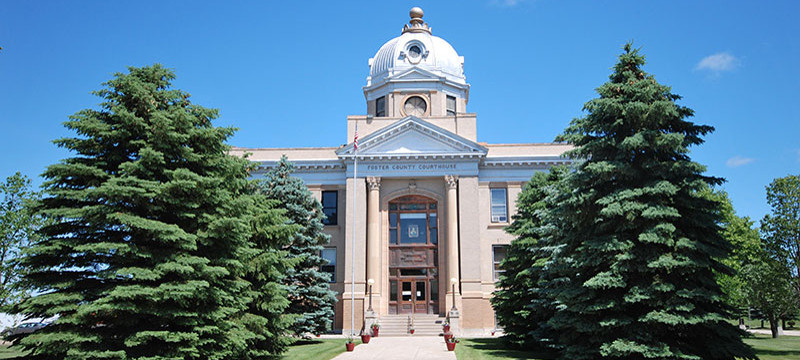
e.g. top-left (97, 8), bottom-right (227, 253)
top-left (744, 334), bottom-right (800, 360)
top-left (454, 335), bottom-right (800, 360)
top-left (455, 338), bottom-right (554, 360)
top-left (0, 338), bottom-right (362, 360)
top-left (0, 345), bottom-right (27, 359)
top-left (282, 338), bottom-right (362, 360)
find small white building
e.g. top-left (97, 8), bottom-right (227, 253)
top-left (231, 7), bottom-right (571, 336)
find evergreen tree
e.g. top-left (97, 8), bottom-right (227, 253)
top-left (492, 166), bottom-right (566, 351)
top-left (549, 44), bottom-right (756, 360)
top-left (259, 156), bottom-right (336, 337)
top-left (238, 193), bottom-right (297, 358)
top-left (11, 65), bottom-right (285, 359)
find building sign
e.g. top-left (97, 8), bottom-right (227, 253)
top-left (408, 224), bottom-right (419, 238)
top-left (349, 160), bottom-right (479, 177)
top-left (366, 163), bottom-right (457, 171)
top-left (390, 248), bottom-right (435, 268)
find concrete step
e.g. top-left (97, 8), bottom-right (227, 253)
top-left (375, 315), bottom-right (447, 336)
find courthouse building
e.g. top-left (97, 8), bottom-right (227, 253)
top-left (231, 8), bottom-right (571, 335)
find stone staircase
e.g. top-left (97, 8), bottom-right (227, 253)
top-left (377, 314), bottom-right (446, 336)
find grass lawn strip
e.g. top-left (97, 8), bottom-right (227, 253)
top-left (454, 335), bottom-right (800, 360)
top-left (743, 334), bottom-right (800, 360)
top-left (282, 338), bottom-right (362, 360)
top-left (454, 338), bottom-right (552, 360)
top-left (0, 345), bottom-right (27, 360)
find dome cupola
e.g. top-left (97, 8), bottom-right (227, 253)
top-left (367, 7), bottom-right (466, 87)
top-left (364, 7), bottom-right (470, 118)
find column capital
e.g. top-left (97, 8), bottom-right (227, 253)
top-left (367, 176), bottom-right (381, 191)
top-left (444, 175), bottom-right (458, 189)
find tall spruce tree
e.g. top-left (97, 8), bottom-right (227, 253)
top-left (259, 156), bottom-right (336, 337)
top-left (548, 44), bottom-right (756, 360)
top-left (239, 193), bottom-right (298, 358)
top-left (492, 166), bottom-right (567, 351)
top-left (12, 65), bottom-right (289, 359)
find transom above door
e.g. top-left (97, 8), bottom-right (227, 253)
top-left (389, 195), bottom-right (438, 246)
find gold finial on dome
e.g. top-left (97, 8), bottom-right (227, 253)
top-left (410, 7), bottom-right (424, 19)
top-left (402, 7), bottom-right (431, 34)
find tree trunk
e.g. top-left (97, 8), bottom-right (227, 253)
top-left (769, 318), bottom-right (784, 338)
top-left (782, 318), bottom-right (786, 329)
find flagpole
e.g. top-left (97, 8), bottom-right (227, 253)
top-left (350, 123), bottom-right (358, 337)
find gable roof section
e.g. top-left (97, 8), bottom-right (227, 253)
top-left (336, 116), bottom-right (487, 160)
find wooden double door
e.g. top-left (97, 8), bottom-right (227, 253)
top-left (391, 278), bottom-right (438, 314)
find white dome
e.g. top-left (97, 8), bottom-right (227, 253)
top-left (367, 9), bottom-right (465, 87)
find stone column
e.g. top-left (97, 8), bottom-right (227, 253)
top-left (366, 176), bottom-right (381, 317)
top-left (444, 175), bottom-right (460, 317)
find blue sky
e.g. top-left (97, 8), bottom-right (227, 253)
top-left (1, 0), bottom-right (798, 221)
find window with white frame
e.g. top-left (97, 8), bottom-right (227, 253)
top-left (321, 248), bottom-right (336, 282)
top-left (493, 245), bottom-right (508, 281)
top-left (490, 188), bottom-right (508, 223)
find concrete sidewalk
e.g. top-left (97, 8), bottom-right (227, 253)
top-left (748, 328), bottom-right (800, 336)
top-left (332, 336), bottom-right (456, 360)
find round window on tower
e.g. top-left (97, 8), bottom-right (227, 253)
top-left (408, 45), bottom-right (421, 58)
top-left (405, 42), bottom-right (425, 64)
top-left (403, 96), bottom-right (427, 117)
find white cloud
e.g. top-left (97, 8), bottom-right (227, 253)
top-left (726, 156), bottom-right (755, 168)
top-left (491, 0), bottom-right (526, 7)
top-left (696, 52), bottom-right (739, 73)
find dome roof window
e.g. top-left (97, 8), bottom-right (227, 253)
top-left (402, 41), bottom-right (427, 64)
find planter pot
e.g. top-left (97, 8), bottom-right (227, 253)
top-left (410, 329), bottom-right (415, 334)
top-left (316, 334), bottom-right (321, 338)
top-left (491, 331), bottom-right (495, 336)
top-left (346, 343), bottom-right (355, 352)
top-left (361, 334), bottom-right (371, 344)
top-left (446, 342), bottom-right (456, 351)
top-left (371, 328), bottom-right (379, 337)
top-left (444, 333), bottom-right (453, 341)
top-left (443, 325), bottom-right (450, 333)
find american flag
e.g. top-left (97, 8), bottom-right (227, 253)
top-left (354, 124), bottom-right (358, 151)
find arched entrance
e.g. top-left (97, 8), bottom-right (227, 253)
top-left (387, 195), bottom-right (440, 314)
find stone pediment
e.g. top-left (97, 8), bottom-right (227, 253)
top-left (389, 67), bottom-right (443, 81)
top-left (336, 116), bottom-right (487, 160)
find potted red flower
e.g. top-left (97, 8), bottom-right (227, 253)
top-left (442, 321), bottom-right (450, 333)
top-left (345, 335), bottom-right (355, 352)
top-left (360, 331), bottom-right (371, 344)
top-left (409, 325), bottom-right (415, 335)
top-left (445, 336), bottom-right (459, 351)
top-left (371, 322), bottom-right (380, 337)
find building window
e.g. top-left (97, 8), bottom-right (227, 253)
top-left (376, 96), bottom-right (386, 117)
top-left (322, 191), bottom-right (338, 225)
top-left (490, 188), bottom-right (507, 223)
top-left (493, 245), bottom-right (508, 281)
top-left (321, 248), bottom-right (336, 283)
top-left (446, 95), bottom-right (456, 116)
